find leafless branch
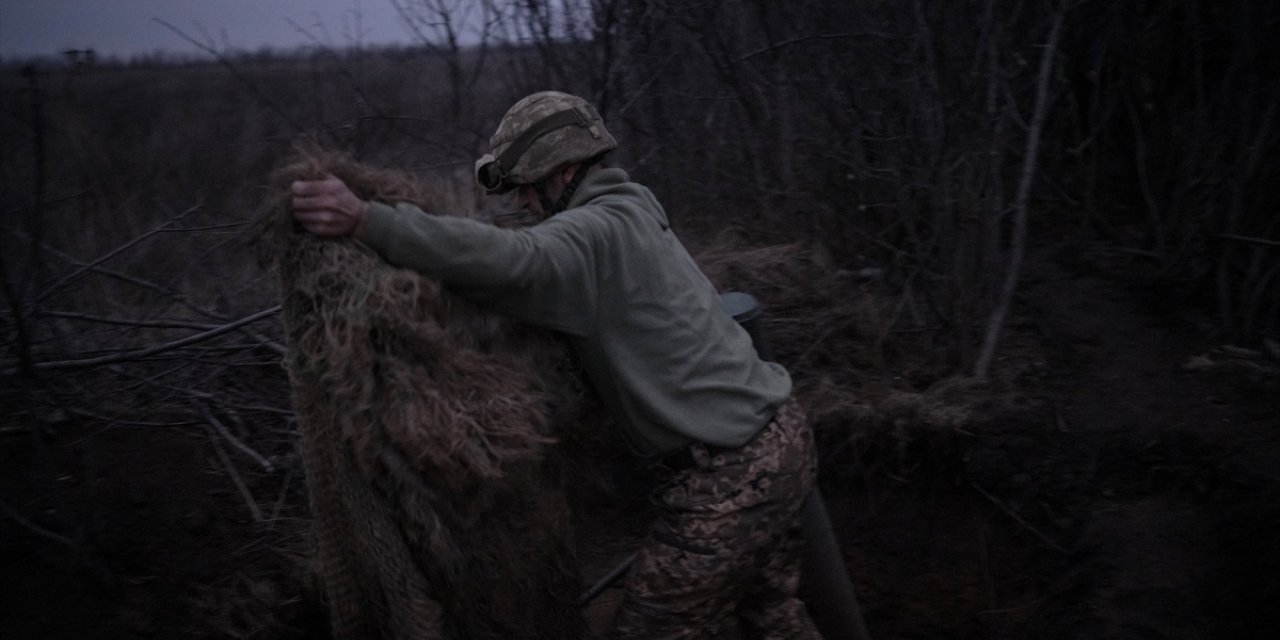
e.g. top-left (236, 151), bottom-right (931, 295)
top-left (1220, 233), bottom-right (1280, 248)
top-left (974, 8), bottom-right (1065, 380)
top-left (199, 403), bottom-right (274, 472)
top-left (266, 467), bottom-right (295, 530)
top-left (1, 306), bottom-right (281, 376)
top-left (36, 310), bottom-right (223, 331)
top-left (210, 436), bottom-right (264, 523)
top-left (19, 237), bottom-right (220, 319)
top-left (732, 33), bottom-right (872, 65)
top-left (971, 482), bottom-right (1070, 554)
top-left (35, 201), bottom-right (203, 303)
top-left (154, 19), bottom-right (304, 133)
top-left (0, 496), bottom-right (77, 550)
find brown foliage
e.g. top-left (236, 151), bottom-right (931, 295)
top-left (260, 145), bottom-right (589, 639)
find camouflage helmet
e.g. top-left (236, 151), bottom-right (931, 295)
top-left (475, 91), bottom-right (617, 193)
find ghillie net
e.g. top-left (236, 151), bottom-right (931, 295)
top-left (259, 147), bottom-right (593, 640)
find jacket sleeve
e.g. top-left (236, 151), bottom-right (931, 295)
top-left (362, 201), bottom-right (602, 336)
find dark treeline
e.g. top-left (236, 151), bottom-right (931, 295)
top-left (2, 0), bottom-right (1277, 380)
top-left (562, 0), bottom-right (1279, 364)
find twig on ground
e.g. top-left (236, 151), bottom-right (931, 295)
top-left (209, 436), bottom-right (264, 523)
top-left (26, 236), bottom-right (229, 321)
top-left (0, 496), bottom-right (77, 550)
top-left (237, 328), bottom-right (288, 356)
top-left (1, 306), bottom-right (281, 376)
top-left (199, 403), bottom-right (274, 473)
top-left (35, 202), bottom-right (202, 303)
top-left (36, 310), bottom-right (223, 331)
top-left (63, 407), bottom-right (196, 430)
top-left (1219, 233), bottom-right (1280, 248)
top-left (971, 481), bottom-right (1070, 554)
top-left (266, 467), bottom-right (293, 531)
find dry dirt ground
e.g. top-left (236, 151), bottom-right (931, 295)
top-left (3, 233), bottom-right (1277, 639)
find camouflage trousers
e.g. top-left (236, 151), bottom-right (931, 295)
top-left (608, 399), bottom-right (822, 640)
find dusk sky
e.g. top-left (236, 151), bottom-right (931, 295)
top-left (0, 0), bottom-right (433, 61)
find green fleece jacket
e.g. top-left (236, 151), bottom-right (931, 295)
top-left (362, 167), bottom-right (791, 455)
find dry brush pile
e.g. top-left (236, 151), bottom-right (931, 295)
top-left (260, 149), bottom-right (598, 639)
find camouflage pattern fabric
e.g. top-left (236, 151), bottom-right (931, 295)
top-left (608, 399), bottom-right (823, 640)
top-left (474, 91), bottom-right (617, 193)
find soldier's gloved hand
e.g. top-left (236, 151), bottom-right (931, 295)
top-left (290, 175), bottom-right (369, 239)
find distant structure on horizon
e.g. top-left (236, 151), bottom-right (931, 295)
top-left (61, 48), bottom-right (97, 70)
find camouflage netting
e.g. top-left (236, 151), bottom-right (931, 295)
top-left (260, 147), bottom-right (592, 640)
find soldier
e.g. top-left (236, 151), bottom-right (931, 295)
top-left (291, 91), bottom-right (822, 639)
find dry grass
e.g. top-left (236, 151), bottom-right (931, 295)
top-left (260, 145), bottom-right (591, 639)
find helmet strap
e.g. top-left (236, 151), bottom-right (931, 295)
top-left (533, 181), bottom-right (558, 217)
top-left (539, 157), bottom-right (599, 216)
top-left (554, 158), bottom-right (596, 212)
top-left (495, 107), bottom-right (593, 182)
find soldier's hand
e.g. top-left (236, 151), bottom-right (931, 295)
top-left (290, 175), bottom-right (369, 238)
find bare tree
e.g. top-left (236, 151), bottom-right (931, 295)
top-left (390, 0), bottom-right (506, 119)
top-left (974, 6), bottom-right (1067, 380)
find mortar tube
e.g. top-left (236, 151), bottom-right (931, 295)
top-left (720, 292), bottom-right (871, 640)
